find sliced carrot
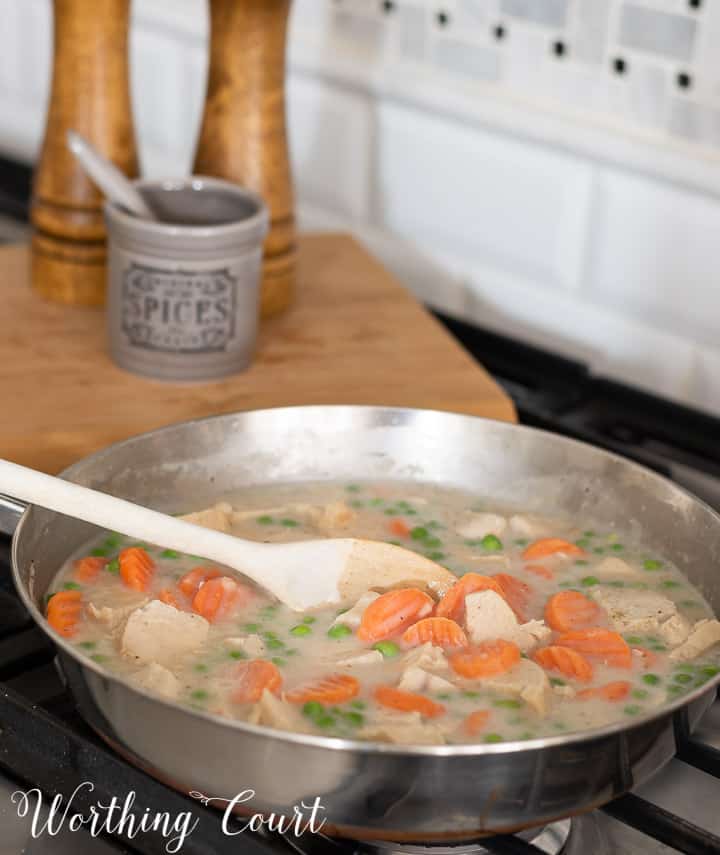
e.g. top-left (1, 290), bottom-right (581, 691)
top-left (373, 685), bottom-right (445, 718)
top-left (555, 628), bottom-right (632, 669)
top-left (286, 673), bottom-right (360, 705)
top-left (577, 681), bottom-right (631, 702)
top-left (73, 555), bottom-right (107, 583)
top-left (435, 574), bottom-right (504, 622)
top-left (388, 518), bottom-right (411, 538)
top-left (178, 565), bottom-right (222, 598)
top-left (522, 538), bottom-right (585, 561)
top-left (532, 645), bottom-right (594, 682)
top-left (544, 591), bottom-right (602, 633)
top-left (401, 617), bottom-right (468, 650)
top-left (192, 576), bottom-right (245, 622)
top-left (232, 659), bottom-right (283, 704)
top-left (492, 573), bottom-right (532, 621)
top-left (525, 564), bottom-right (554, 580)
top-left (157, 587), bottom-right (181, 609)
top-left (449, 639), bottom-right (521, 678)
top-left (46, 590), bottom-right (83, 638)
top-left (357, 588), bottom-right (434, 642)
top-left (462, 709), bottom-right (491, 736)
top-left (119, 547), bottom-right (155, 592)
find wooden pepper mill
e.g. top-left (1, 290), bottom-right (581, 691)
top-left (194, 0), bottom-right (295, 318)
top-left (30, 0), bottom-right (138, 306)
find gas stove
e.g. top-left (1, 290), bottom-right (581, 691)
top-left (3, 319), bottom-right (720, 853)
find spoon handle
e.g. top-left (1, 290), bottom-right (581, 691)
top-left (0, 458), bottom-right (260, 568)
top-left (67, 131), bottom-right (156, 220)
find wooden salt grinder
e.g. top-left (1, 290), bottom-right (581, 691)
top-left (194, 0), bottom-right (295, 318)
top-left (30, 0), bottom-right (138, 305)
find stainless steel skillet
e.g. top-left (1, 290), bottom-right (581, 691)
top-left (4, 406), bottom-right (720, 841)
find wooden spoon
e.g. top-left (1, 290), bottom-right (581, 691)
top-left (0, 460), bottom-right (456, 611)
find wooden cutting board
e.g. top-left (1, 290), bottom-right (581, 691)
top-left (0, 233), bottom-right (515, 473)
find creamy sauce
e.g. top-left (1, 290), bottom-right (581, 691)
top-left (47, 482), bottom-right (720, 745)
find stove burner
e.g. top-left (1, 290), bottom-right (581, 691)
top-left (349, 820), bottom-right (571, 855)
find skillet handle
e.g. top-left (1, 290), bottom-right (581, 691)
top-left (0, 494), bottom-right (27, 537)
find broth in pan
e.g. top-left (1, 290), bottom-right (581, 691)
top-left (46, 482), bottom-right (720, 745)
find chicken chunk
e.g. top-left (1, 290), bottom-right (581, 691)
top-left (330, 591), bottom-right (380, 630)
top-left (590, 587), bottom-right (677, 635)
top-left (659, 613), bottom-right (692, 647)
top-left (87, 597), bottom-right (148, 634)
top-left (456, 513), bottom-right (507, 540)
top-left (335, 650), bottom-right (384, 668)
top-left (121, 600), bottom-right (209, 667)
top-left (253, 689), bottom-right (308, 731)
top-left (402, 642), bottom-right (449, 672)
top-left (128, 662), bottom-right (180, 700)
top-left (397, 666), bottom-right (455, 694)
top-left (358, 711), bottom-right (446, 745)
top-left (315, 501), bottom-right (357, 533)
top-left (224, 634), bottom-right (266, 657)
top-left (464, 590), bottom-right (551, 651)
top-left (669, 619), bottom-right (720, 662)
top-left (468, 554), bottom-right (511, 571)
top-left (480, 659), bottom-right (552, 715)
top-left (180, 502), bottom-right (234, 533)
top-left (594, 557), bottom-right (643, 581)
top-left (508, 515), bottom-right (551, 539)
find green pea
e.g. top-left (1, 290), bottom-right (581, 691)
top-left (674, 673), bottom-right (693, 684)
top-left (285, 648), bottom-right (299, 656)
top-left (650, 644), bottom-right (667, 652)
top-left (106, 559), bottom-right (120, 574)
top-left (228, 650), bottom-right (246, 660)
top-left (271, 657), bottom-right (287, 667)
top-left (549, 678), bottom-right (566, 687)
top-left (435, 692), bottom-right (453, 700)
top-left (384, 508), bottom-right (400, 516)
top-left (302, 616), bottom-right (317, 625)
top-left (103, 533), bottom-right (122, 549)
top-left (369, 497), bottom-right (384, 506)
top-left (160, 549), bottom-right (181, 559)
top-left (303, 702), bottom-right (323, 718)
top-left (243, 623), bottom-right (261, 633)
top-left (583, 530), bottom-right (596, 538)
top-left (493, 699), bottom-right (522, 709)
top-left (675, 663), bottom-right (695, 673)
top-left (194, 663), bottom-right (208, 673)
top-left (78, 641), bottom-right (96, 650)
top-left (263, 630), bottom-right (278, 640)
top-left (257, 515), bottom-right (274, 525)
top-left (462, 690), bottom-right (481, 698)
top-left (63, 581), bottom-right (81, 590)
top-left (423, 536), bottom-right (442, 548)
top-left (426, 551), bottom-right (446, 562)
top-left (483, 733), bottom-right (504, 743)
top-left (624, 705), bottom-right (641, 716)
top-left (327, 624), bottom-right (352, 639)
top-left (350, 699), bottom-right (366, 710)
top-left (345, 484), bottom-right (361, 493)
top-left (348, 500), bottom-right (364, 509)
top-left (632, 689), bottom-right (649, 700)
top-left (266, 639), bottom-right (285, 650)
top-left (281, 518), bottom-right (299, 528)
top-left (643, 559), bottom-right (662, 571)
top-left (660, 580), bottom-right (680, 588)
top-left (514, 538), bottom-right (528, 546)
top-left (373, 641), bottom-right (400, 658)
top-left (593, 548), bottom-right (606, 555)
top-left (643, 673), bottom-right (661, 685)
top-left (575, 560), bottom-right (589, 566)
top-left (290, 624), bottom-right (312, 637)
top-left (315, 714), bottom-right (336, 729)
top-left (610, 543), bottom-right (624, 552)
top-left (411, 526), bottom-right (429, 541)
top-left (426, 520), bottom-right (443, 530)
top-left (90, 547), bottom-right (109, 557)
top-left (581, 576), bottom-right (599, 587)
top-left (91, 654), bottom-right (108, 664)
top-left (342, 711), bottom-right (364, 727)
top-left (480, 534), bottom-right (503, 552)
top-left (625, 636), bottom-right (644, 645)
top-left (701, 666), bottom-right (720, 677)
top-left (575, 538), bottom-right (590, 548)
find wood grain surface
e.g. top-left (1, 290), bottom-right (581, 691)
top-left (0, 234), bottom-right (515, 473)
top-left (30, 0), bottom-right (138, 306)
top-left (194, 0), bottom-right (295, 318)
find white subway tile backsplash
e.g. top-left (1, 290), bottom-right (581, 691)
top-left (571, 0), bottom-right (611, 65)
top-left (433, 38), bottom-right (501, 81)
top-left (375, 102), bottom-right (592, 291)
top-left (288, 76), bottom-right (373, 221)
top-left (586, 169), bottom-right (720, 347)
top-left (500, 0), bottom-right (569, 28)
top-left (668, 97), bottom-right (720, 145)
top-left (398, 4), bottom-right (428, 62)
top-left (618, 4), bottom-right (696, 62)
